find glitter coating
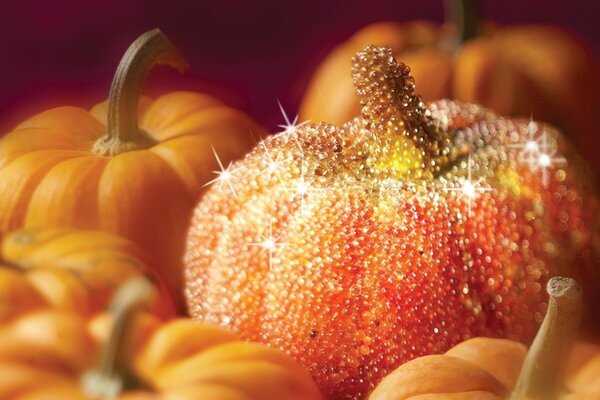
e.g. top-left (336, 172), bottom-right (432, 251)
top-left (185, 46), bottom-right (600, 399)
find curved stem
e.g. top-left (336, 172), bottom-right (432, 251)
top-left (81, 277), bottom-right (156, 397)
top-left (444, 0), bottom-right (480, 45)
top-left (351, 46), bottom-right (448, 175)
top-left (92, 29), bottom-right (188, 156)
top-left (511, 276), bottom-right (582, 400)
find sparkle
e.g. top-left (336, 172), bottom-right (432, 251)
top-left (443, 154), bottom-right (493, 216)
top-left (510, 119), bottom-right (566, 187)
top-left (248, 219), bottom-right (287, 272)
top-left (282, 158), bottom-right (323, 214)
top-left (538, 153), bottom-right (551, 167)
top-left (258, 140), bottom-right (287, 181)
top-left (204, 146), bottom-right (241, 198)
top-left (277, 100), bottom-right (310, 154)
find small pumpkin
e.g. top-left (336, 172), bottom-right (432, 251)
top-left (299, 0), bottom-right (600, 175)
top-left (0, 29), bottom-right (266, 308)
top-left (0, 277), bottom-right (322, 400)
top-left (185, 45), bottom-right (600, 399)
top-left (0, 228), bottom-right (174, 320)
top-left (369, 276), bottom-right (600, 399)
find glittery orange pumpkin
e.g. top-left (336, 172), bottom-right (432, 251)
top-left (185, 46), bottom-right (600, 399)
top-left (0, 29), bottom-right (266, 309)
top-left (300, 1), bottom-right (600, 176)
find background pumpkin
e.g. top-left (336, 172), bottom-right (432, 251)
top-left (369, 277), bottom-right (600, 399)
top-left (0, 277), bottom-right (322, 400)
top-left (0, 29), bottom-right (267, 309)
top-left (0, 228), bottom-right (174, 320)
top-left (185, 45), bottom-right (600, 399)
top-left (299, 0), bottom-right (600, 178)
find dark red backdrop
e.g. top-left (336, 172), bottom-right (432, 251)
top-left (0, 0), bottom-right (597, 134)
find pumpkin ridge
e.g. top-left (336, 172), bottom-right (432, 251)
top-left (154, 358), bottom-right (313, 397)
top-left (0, 362), bottom-right (75, 398)
top-left (141, 91), bottom-right (225, 133)
top-left (148, 107), bottom-right (263, 143)
top-left (24, 155), bottom-right (107, 229)
top-left (0, 151), bottom-right (91, 232)
top-left (12, 106), bottom-right (105, 137)
top-left (167, 381), bottom-right (256, 400)
top-left (147, 138), bottom-right (209, 199)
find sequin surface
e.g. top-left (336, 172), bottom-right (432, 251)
top-left (185, 46), bottom-right (600, 399)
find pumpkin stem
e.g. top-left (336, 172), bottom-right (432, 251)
top-left (81, 277), bottom-right (155, 397)
top-left (351, 45), bottom-right (450, 176)
top-left (92, 29), bottom-right (188, 156)
top-left (445, 0), bottom-right (480, 46)
top-left (511, 276), bottom-right (582, 400)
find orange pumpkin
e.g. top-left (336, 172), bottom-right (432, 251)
top-left (369, 277), bottom-right (600, 399)
top-left (299, 0), bottom-right (600, 176)
top-left (0, 277), bottom-right (323, 399)
top-left (0, 228), bottom-right (174, 320)
top-left (0, 29), bottom-right (266, 308)
top-left (185, 45), bottom-right (600, 399)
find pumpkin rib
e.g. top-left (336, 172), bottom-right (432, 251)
top-left (96, 150), bottom-right (193, 295)
top-left (0, 129), bottom-right (97, 170)
top-left (1, 228), bottom-right (74, 260)
top-left (25, 155), bottom-right (108, 229)
top-left (13, 107), bottom-right (105, 137)
top-left (147, 106), bottom-right (263, 142)
top-left (133, 320), bottom-right (239, 376)
top-left (149, 135), bottom-right (218, 197)
top-left (14, 229), bottom-right (145, 264)
top-left (0, 362), bottom-right (73, 400)
top-left (154, 359), bottom-right (317, 399)
top-left (166, 341), bottom-right (313, 374)
top-left (0, 151), bottom-right (89, 231)
top-left (14, 384), bottom-right (89, 400)
top-left (141, 91), bottom-right (225, 134)
top-left (164, 383), bottom-right (257, 400)
top-left (6, 311), bottom-right (97, 373)
top-left (369, 355), bottom-right (508, 399)
top-left (444, 337), bottom-right (527, 390)
top-left (569, 354), bottom-right (600, 394)
top-left (0, 270), bottom-right (47, 322)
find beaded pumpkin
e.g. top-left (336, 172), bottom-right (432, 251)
top-left (185, 46), bottom-right (600, 399)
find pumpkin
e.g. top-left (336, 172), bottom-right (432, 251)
top-left (0, 277), bottom-right (323, 399)
top-left (0, 29), bottom-right (266, 308)
top-left (0, 227), bottom-right (174, 320)
top-left (185, 45), bottom-right (600, 399)
top-left (299, 0), bottom-right (600, 176)
top-left (369, 276), bottom-right (600, 399)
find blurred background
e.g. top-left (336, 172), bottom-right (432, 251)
top-left (0, 0), bottom-right (597, 134)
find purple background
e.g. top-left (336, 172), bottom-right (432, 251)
top-left (0, 0), bottom-right (597, 134)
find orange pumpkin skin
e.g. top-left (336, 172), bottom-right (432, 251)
top-left (0, 310), bottom-right (323, 400)
top-left (185, 46), bottom-right (600, 399)
top-left (300, 21), bottom-right (600, 176)
top-left (368, 338), bottom-right (600, 400)
top-left (0, 39), bottom-right (266, 307)
top-left (0, 228), bottom-right (174, 320)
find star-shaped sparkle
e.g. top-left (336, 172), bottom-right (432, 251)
top-left (281, 158), bottom-right (323, 214)
top-left (248, 219), bottom-right (287, 272)
top-left (277, 100), bottom-right (310, 154)
top-left (443, 154), bottom-right (493, 216)
top-left (204, 146), bottom-right (241, 198)
top-left (510, 119), bottom-right (566, 187)
top-left (258, 140), bottom-right (287, 182)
